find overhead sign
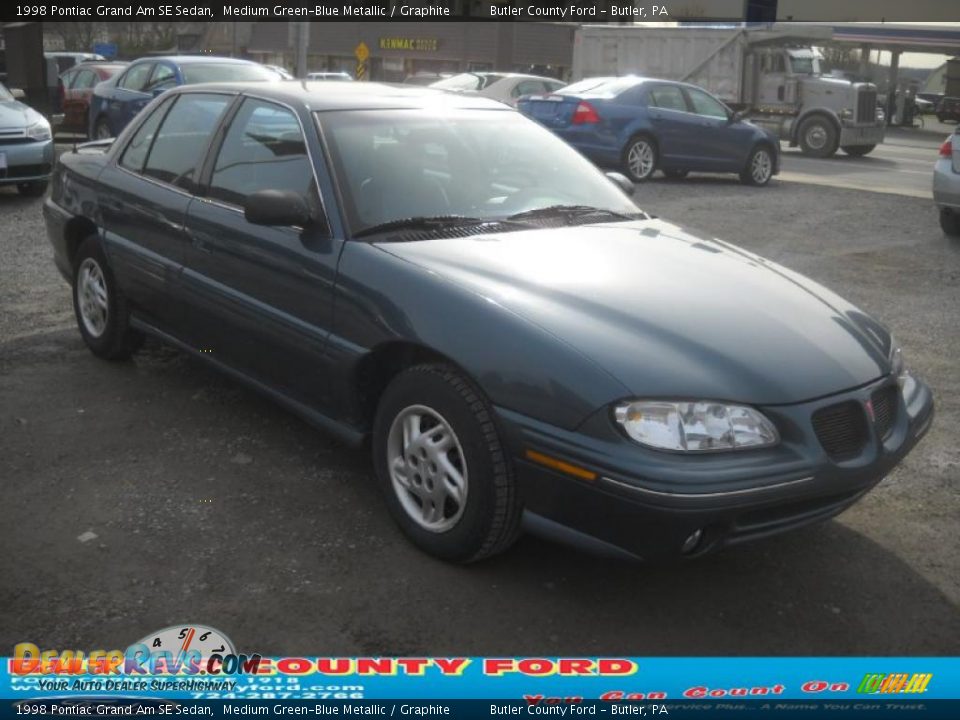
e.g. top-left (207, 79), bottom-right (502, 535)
top-left (379, 38), bottom-right (439, 52)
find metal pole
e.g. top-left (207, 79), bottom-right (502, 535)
top-left (296, 22), bottom-right (309, 78)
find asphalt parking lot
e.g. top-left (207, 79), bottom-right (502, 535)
top-left (1, 141), bottom-right (958, 657)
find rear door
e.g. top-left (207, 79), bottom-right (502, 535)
top-left (98, 92), bottom-right (233, 331)
top-left (181, 97), bottom-right (342, 407)
top-left (643, 83), bottom-right (700, 165)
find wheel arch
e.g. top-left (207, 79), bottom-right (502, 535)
top-left (64, 216), bottom-right (100, 274)
top-left (790, 109), bottom-right (841, 145)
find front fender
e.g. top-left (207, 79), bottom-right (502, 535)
top-left (330, 242), bottom-right (631, 431)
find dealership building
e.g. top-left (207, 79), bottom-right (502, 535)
top-left (244, 21), bottom-right (577, 81)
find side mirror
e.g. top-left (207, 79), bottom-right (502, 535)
top-left (729, 109), bottom-right (746, 124)
top-left (244, 189), bottom-right (312, 227)
top-left (605, 171), bottom-right (635, 197)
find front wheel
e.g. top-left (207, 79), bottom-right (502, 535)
top-left (740, 145), bottom-right (774, 186)
top-left (16, 181), bottom-right (48, 197)
top-left (72, 236), bottom-right (143, 360)
top-left (941, 208), bottom-right (960, 237)
top-left (841, 144), bottom-right (876, 157)
top-left (372, 364), bottom-right (522, 562)
top-left (622, 136), bottom-right (658, 182)
top-left (797, 116), bottom-right (839, 158)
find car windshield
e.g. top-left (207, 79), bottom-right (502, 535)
top-left (180, 63), bottom-right (277, 84)
top-left (318, 108), bottom-right (643, 236)
top-left (0, 83), bottom-right (13, 101)
top-left (431, 73), bottom-right (504, 91)
top-left (559, 77), bottom-right (640, 96)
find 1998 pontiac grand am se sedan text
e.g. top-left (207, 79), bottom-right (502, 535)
top-left (43, 82), bottom-right (934, 563)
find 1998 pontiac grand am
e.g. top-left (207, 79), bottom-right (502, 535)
top-left (43, 82), bottom-right (934, 562)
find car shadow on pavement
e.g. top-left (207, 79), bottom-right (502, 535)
top-left (1, 332), bottom-right (958, 658)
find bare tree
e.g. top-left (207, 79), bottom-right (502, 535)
top-left (46, 22), bottom-right (104, 52)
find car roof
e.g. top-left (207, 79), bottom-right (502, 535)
top-left (173, 81), bottom-right (514, 112)
top-left (131, 55), bottom-right (261, 65)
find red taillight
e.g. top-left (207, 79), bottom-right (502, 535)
top-left (940, 137), bottom-right (953, 158)
top-left (572, 100), bottom-right (600, 125)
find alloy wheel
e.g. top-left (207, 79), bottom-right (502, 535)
top-left (77, 257), bottom-right (109, 337)
top-left (627, 140), bottom-right (655, 180)
top-left (386, 404), bottom-right (468, 533)
top-left (751, 149), bottom-right (772, 184)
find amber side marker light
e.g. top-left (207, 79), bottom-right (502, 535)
top-left (524, 450), bottom-right (598, 481)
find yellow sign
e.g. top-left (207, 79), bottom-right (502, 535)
top-left (379, 37), bottom-right (439, 52)
top-left (356, 62), bottom-right (367, 81)
top-left (355, 42), bottom-right (370, 62)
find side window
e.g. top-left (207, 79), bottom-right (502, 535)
top-left (61, 70), bottom-right (78, 88)
top-left (685, 87), bottom-right (729, 119)
top-left (119, 98), bottom-right (172, 173)
top-left (142, 94), bottom-right (232, 191)
top-left (209, 98), bottom-right (314, 210)
top-left (119, 63), bottom-right (154, 91)
top-left (647, 85), bottom-right (687, 112)
top-left (145, 64), bottom-right (176, 93)
top-left (75, 70), bottom-right (98, 89)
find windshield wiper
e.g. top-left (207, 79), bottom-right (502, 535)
top-left (506, 205), bottom-right (641, 223)
top-left (353, 215), bottom-right (504, 240)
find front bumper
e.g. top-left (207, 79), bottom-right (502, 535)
top-left (498, 374), bottom-right (934, 561)
top-left (0, 138), bottom-right (54, 185)
top-left (839, 123), bottom-right (885, 147)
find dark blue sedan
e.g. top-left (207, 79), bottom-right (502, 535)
top-left (518, 76), bottom-right (780, 186)
top-left (88, 56), bottom-right (277, 139)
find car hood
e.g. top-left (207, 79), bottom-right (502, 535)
top-left (376, 219), bottom-right (892, 406)
top-left (0, 99), bottom-right (42, 129)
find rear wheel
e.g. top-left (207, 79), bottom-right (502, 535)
top-left (797, 115), bottom-right (839, 158)
top-left (372, 364), bottom-right (522, 562)
top-left (841, 144), bottom-right (876, 157)
top-left (941, 208), bottom-right (960, 237)
top-left (740, 145), bottom-right (774, 186)
top-left (16, 181), bottom-right (48, 197)
top-left (622, 135), bottom-right (658, 182)
top-left (72, 236), bottom-right (143, 360)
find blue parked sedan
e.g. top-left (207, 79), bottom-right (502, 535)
top-left (88, 56), bottom-right (277, 140)
top-left (518, 76), bottom-right (780, 186)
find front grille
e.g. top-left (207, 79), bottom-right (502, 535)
top-left (871, 385), bottom-right (898, 440)
top-left (856, 88), bottom-right (877, 124)
top-left (812, 400), bottom-right (869, 460)
top-left (0, 163), bottom-right (51, 179)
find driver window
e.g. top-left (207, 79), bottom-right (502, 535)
top-left (685, 87), bottom-right (729, 119)
top-left (119, 63), bottom-right (154, 91)
top-left (141, 93), bottom-right (231, 191)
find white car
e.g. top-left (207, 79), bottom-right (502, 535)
top-left (430, 72), bottom-right (566, 107)
top-left (934, 129), bottom-right (960, 236)
top-left (306, 72), bottom-right (353, 82)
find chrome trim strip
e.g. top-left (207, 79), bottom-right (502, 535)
top-left (601, 474), bottom-right (815, 499)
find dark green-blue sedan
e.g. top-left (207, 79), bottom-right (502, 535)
top-left (43, 82), bottom-right (934, 562)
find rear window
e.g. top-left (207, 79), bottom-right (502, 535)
top-left (180, 63), bottom-right (276, 84)
top-left (559, 77), bottom-right (640, 97)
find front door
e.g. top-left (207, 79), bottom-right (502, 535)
top-left (181, 97), bottom-right (343, 408)
top-left (644, 83), bottom-right (701, 166)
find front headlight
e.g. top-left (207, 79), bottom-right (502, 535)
top-left (614, 400), bottom-right (779, 453)
top-left (840, 108), bottom-right (854, 120)
top-left (25, 119), bottom-right (51, 142)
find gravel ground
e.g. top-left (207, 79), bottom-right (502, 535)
top-left (1, 169), bottom-right (958, 656)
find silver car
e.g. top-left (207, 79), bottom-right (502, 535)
top-left (934, 129), bottom-right (960, 237)
top-left (0, 83), bottom-right (54, 197)
top-left (431, 72), bottom-right (566, 107)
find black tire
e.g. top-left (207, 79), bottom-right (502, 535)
top-left (16, 181), bottom-right (48, 197)
top-left (72, 235), bottom-right (143, 360)
top-left (372, 363), bottom-right (522, 562)
top-left (93, 116), bottom-right (112, 140)
top-left (941, 208), bottom-right (960, 237)
top-left (621, 135), bottom-right (658, 182)
top-left (662, 169), bottom-right (688, 180)
top-left (841, 144), bottom-right (877, 157)
top-left (797, 115), bottom-right (839, 158)
top-left (739, 145), bottom-right (775, 186)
